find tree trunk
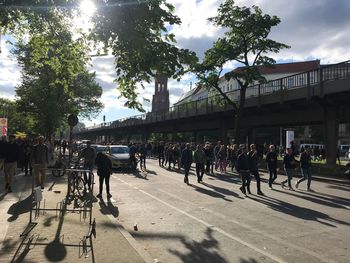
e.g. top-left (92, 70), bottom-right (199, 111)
top-left (232, 86), bottom-right (247, 144)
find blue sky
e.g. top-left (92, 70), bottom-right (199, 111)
top-left (1, 0), bottom-right (350, 127)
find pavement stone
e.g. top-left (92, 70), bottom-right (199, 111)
top-left (0, 170), bottom-right (152, 263)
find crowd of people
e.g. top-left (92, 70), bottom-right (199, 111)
top-left (127, 140), bottom-right (313, 196)
top-left (0, 135), bottom-right (314, 197)
top-left (0, 135), bottom-right (51, 192)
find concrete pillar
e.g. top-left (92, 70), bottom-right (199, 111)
top-left (192, 131), bottom-right (197, 144)
top-left (324, 106), bottom-right (339, 167)
top-left (248, 128), bottom-right (256, 147)
top-left (221, 127), bottom-right (228, 144)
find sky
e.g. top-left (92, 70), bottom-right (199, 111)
top-left (1, 0), bottom-right (350, 127)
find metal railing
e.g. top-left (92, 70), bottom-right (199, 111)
top-left (84, 60), bottom-right (350, 131)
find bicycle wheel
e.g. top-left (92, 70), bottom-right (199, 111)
top-left (74, 177), bottom-right (86, 199)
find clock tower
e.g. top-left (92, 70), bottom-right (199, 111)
top-left (152, 74), bottom-right (170, 112)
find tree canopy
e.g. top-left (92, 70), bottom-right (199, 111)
top-left (0, 97), bottom-right (35, 135)
top-left (9, 8), bottom-right (103, 137)
top-left (1, 0), bottom-right (197, 112)
top-left (195, 0), bottom-right (289, 141)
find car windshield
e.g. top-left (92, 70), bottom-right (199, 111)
top-left (96, 146), bottom-right (105, 153)
top-left (111, 147), bottom-right (129, 154)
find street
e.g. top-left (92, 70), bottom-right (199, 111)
top-left (108, 159), bottom-right (350, 263)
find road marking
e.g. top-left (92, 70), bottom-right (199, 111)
top-left (156, 189), bottom-right (337, 263)
top-left (114, 176), bottom-right (287, 263)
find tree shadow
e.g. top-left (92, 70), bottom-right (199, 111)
top-left (0, 238), bottom-right (19, 258)
top-left (0, 191), bottom-right (8, 201)
top-left (189, 184), bottom-right (233, 202)
top-left (169, 228), bottom-right (229, 263)
top-left (98, 198), bottom-right (119, 218)
top-left (7, 194), bottom-right (34, 222)
top-left (249, 194), bottom-right (350, 227)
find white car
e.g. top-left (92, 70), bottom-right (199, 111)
top-left (105, 145), bottom-right (131, 169)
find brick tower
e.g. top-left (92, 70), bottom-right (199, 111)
top-left (152, 74), bottom-right (169, 112)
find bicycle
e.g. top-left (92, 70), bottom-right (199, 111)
top-left (66, 159), bottom-right (89, 208)
top-left (50, 155), bottom-right (69, 177)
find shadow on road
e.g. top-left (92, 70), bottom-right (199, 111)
top-left (239, 258), bottom-right (259, 263)
top-left (201, 182), bottom-right (243, 199)
top-left (98, 198), bottom-right (119, 218)
top-left (272, 188), bottom-right (349, 210)
top-left (189, 184), bottom-right (233, 202)
top-left (206, 172), bottom-right (241, 185)
top-left (169, 228), bottom-right (229, 263)
top-left (249, 194), bottom-right (350, 227)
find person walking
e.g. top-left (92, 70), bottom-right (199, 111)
top-left (31, 136), bottom-right (49, 189)
top-left (158, 142), bottom-right (165, 167)
top-left (265, 144), bottom-right (278, 189)
top-left (95, 152), bottom-right (112, 198)
top-left (213, 141), bottom-right (221, 171)
top-left (204, 143), bottom-right (213, 174)
top-left (79, 141), bottom-right (96, 187)
top-left (129, 142), bottom-right (138, 170)
top-left (248, 144), bottom-right (264, 195)
top-left (281, 148), bottom-right (298, 190)
top-left (23, 138), bottom-right (33, 176)
top-left (0, 136), bottom-right (7, 176)
top-left (139, 143), bottom-right (147, 170)
top-left (193, 144), bottom-right (206, 183)
top-left (236, 144), bottom-right (251, 196)
top-left (295, 147), bottom-right (312, 191)
top-left (181, 143), bottom-right (193, 185)
top-left (4, 135), bottom-right (20, 192)
top-left (217, 145), bottom-right (227, 173)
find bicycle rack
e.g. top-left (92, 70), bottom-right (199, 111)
top-left (17, 166), bottom-right (97, 262)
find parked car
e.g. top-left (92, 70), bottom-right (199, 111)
top-left (91, 144), bottom-right (106, 154)
top-left (105, 145), bottom-right (131, 169)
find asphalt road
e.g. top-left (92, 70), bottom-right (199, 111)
top-left (107, 159), bottom-right (350, 263)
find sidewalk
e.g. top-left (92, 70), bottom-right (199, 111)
top-left (0, 170), bottom-right (153, 263)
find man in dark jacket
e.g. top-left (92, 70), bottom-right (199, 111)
top-left (295, 147), bottom-right (312, 191)
top-left (31, 136), bottom-right (49, 189)
top-left (95, 152), bottom-right (112, 198)
top-left (265, 144), bottom-right (278, 189)
top-left (248, 144), bottom-right (264, 195)
top-left (193, 144), bottom-right (206, 183)
top-left (4, 135), bottom-right (20, 192)
top-left (181, 143), bottom-right (193, 185)
top-left (158, 142), bottom-right (165, 167)
top-left (281, 148), bottom-right (298, 190)
top-left (236, 144), bottom-right (251, 196)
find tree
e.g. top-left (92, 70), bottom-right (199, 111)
top-left (13, 10), bottom-right (103, 137)
top-left (195, 0), bottom-right (289, 142)
top-left (1, 0), bottom-right (197, 112)
top-left (90, 0), bottom-right (197, 111)
top-left (0, 98), bottom-right (35, 135)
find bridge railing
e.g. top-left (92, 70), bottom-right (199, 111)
top-left (84, 60), bottom-right (350, 131)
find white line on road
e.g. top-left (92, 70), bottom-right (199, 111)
top-left (156, 189), bottom-right (338, 263)
top-left (113, 175), bottom-right (287, 263)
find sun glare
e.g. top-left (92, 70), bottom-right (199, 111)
top-left (79, 0), bottom-right (96, 18)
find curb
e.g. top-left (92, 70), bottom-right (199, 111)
top-left (103, 212), bottom-right (155, 263)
